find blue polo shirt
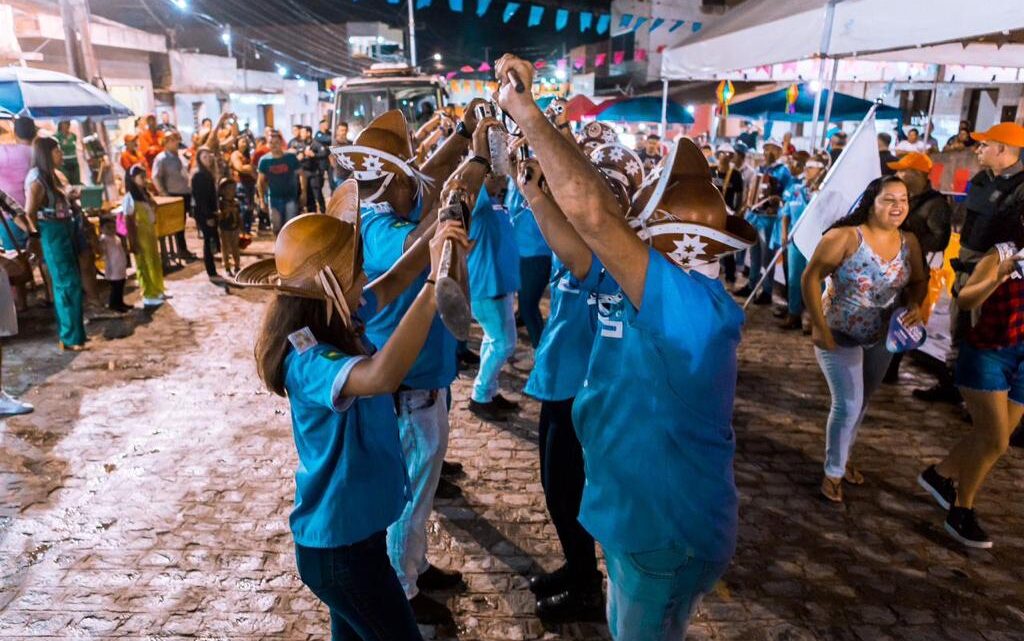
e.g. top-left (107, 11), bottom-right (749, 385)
top-left (359, 201), bottom-right (456, 391)
top-left (524, 256), bottom-right (605, 402)
top-left (505, 179), bottom-right (551, 258)
top-left (283, 290), bottom-right (409, 548)
top-left (573, 248), bottom-right (741, 561)
top-left (468, 188), bottom-right (521, 300)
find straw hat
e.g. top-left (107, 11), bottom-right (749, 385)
top-left (331, 110), bottom-right (432, 202)
top-left (234, 180), bottom-right (364, 326)
top-left (628, 138), bottom-right (757, 271)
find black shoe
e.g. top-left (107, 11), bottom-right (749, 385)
top-left (912, 384), bottom-right (962, 405)
top-left (469, 399), bottom-right (509, 422)
top-left (1011, 425), bottom-right (1024, 449)
top-left (772, 305), bottom-right (788, 318)
top-left (409, 593), bottom-right (452, 625)
top-left (417, 564), bottom-right (465, 592)
top-left (491, 393), bottom-right (520, 412)
top-left (457, 349), bottom-right (480, 366)
top-left (944, 506), bottom-right (993, 549)
top-left (753, 291), bottom-right (773, 306)
top-left (441, 460), bottom-right (465, 478)
top-left (778, 315), bottom-right (802, 331)
top-left (732, 285), bottom-right (753, 298)
top-left (434, 477), bottom-right (463, 499)
top-left (918, 465), bottom-right (956, 510)
top-left (181, 253), bottom-right (199, 263)
top-left (536, 585), bottom-right (605, 622)
top-left (529, 564), bottom-right (571, 597)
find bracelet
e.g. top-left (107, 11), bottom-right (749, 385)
top-left (468, 155), bottom-right (492, 173)
top-left (425, 278), bottom-right (437, 286)
top-left (455, 121), bottom-right (471, 139)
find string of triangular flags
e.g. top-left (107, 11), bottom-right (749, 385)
top-left (380, 0), bottom-right (704, 36)
top-left (445, 47), bottom-right (658, 80)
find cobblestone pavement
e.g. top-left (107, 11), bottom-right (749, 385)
top-left (1, 233), bottom-right (1023, 640)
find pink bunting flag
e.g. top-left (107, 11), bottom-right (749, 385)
top-left (556, 58), bottom-right (566, 70)
top-left (635, 48), bottom-right (647, 62)
top-left (573, 56), bottom-right (585, 70)
top-left (534, 59), bottom-right (547, 69)
top-left (446, 71), bottom-right (457, 80)
top-left (613, 50), bottom-right (625, 65)
top-left (594, 53), bottom-right (606, 67)
top-left (460, 65), bottom-right (475, 72)
top-left (478, 61), bottom-right (492, 72)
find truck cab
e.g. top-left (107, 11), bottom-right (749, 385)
top-left (332, 64), bottom-right (448, 139)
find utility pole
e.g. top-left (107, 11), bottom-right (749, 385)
top-left (407, 0), bottom-right (417, 68)
top-left (59, 0), bottom-right (112, 182)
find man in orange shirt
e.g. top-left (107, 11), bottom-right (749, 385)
top-left (137, 114), bottom-right (163, 170)
top-left (120, 134), bottom-right (145, 173)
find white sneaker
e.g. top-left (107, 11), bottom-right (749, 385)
top-left (0, 391), bottom-right (33, 417)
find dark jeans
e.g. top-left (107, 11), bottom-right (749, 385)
top-left (295, 532), bottom-right (423, 641)
top-left (108, 279), bottom-right (125, 308)
top-left (172, 193), bottom-right (193, 258)
top-left (518, 254), bottom-right (551, 348)
top-left (237, 181), bottom-right (256, 232)
top-left (306, 170), bottom-right (326, 213)
top-left (538, 398), bottom-right (597, 583)
top-left (200, 221), bottom-right (219, 277)
top-left (722, 254), bottom-right (737, 283)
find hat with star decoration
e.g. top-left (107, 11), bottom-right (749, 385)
top-left (627, 138), bottom-right (757, 271)
top-left (588, 142), bottom-right (645, 213)
top-left (330, 110), bottom-right (434, 203)
top-left (577, 121), bottom-right (620, 151)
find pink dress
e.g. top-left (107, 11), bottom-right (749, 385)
top-left (0, 144), bottom-right (33, 207)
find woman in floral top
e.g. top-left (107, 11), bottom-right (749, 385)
top-left (802, 175), bottom-right (928, 502)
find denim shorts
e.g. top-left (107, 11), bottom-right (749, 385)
top-left (955, 342), bottom-right (1024, 405)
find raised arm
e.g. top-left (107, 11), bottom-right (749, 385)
top-left (957, 249), bottom-right (1018, 312)
top-left (516, 158), bottom-right (592, 279)
top-left (343, 221), bottom-right (469, 395)
top-left (493, 55), bottom-right (650, 306)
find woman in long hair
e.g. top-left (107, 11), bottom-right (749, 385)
top-left (240, 179), bottom-right (468, 640)
top-left (23, 137), bottom-right (86, 350)
top-left (191, 148), bottom-right (220, 278)
top-left (123, 164), bottom-right (165, 307)
top-left (802, 175), bottom-right (928, 502)
top-left (918, 212), bottom-right (1024, 548)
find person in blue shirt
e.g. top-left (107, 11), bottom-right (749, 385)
top-left (494, 54), bottom-right (757, 641)
top-left (505, 179), bottom-right (551, 348)
top-left (466, 177), bottom-right (522, 420)
top-left (777, 154), bottom-right (826, 330)
top-left (331, 105), bottom-right (495, 623)
top-left (734, 139), bottom-right (793, 305)
top-left (239, 179), bottom-right (469, 641)
top-left (256, 131), bottom-right (301, 233)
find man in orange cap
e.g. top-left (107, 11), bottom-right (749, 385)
top-left (914, 123), bottom-right (1024, 405)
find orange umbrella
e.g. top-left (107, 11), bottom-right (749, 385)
top-left (564, 95), bottom-right (597, 121)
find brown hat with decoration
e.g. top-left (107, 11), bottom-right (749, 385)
top-left (234, 180), bottom-right (365, 327)
top-left (577, 121), bottom-right (620, 152)
top-left (330, 110), bottom-right (434, 203)
top-left (627, 138), bottom-right (757, 272)
top-left (588, 142), bottom-right (645, 213)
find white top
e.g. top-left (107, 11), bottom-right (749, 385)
top-left (100, 233), bottom-right (127, 280)
top-left (895, 139), bottom-right (929, 155)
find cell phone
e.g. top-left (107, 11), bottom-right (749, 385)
top-left (473, 102), bottom-right (496, 123)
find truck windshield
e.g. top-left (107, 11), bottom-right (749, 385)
top-left (337, 85), bottom-right (442, 137)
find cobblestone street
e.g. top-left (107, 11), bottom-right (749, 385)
top-left (1, 235), bottom-right (1023, 641)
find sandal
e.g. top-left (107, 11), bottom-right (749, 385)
top-left (58, 342), bottom-right (87, 352)
top-left (844, 467), bottom-right (865, 485)
top-left (821, 476), bottom-right (843, 503)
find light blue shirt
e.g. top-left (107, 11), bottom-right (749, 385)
top-left (468, 187), bottom-right (521, 300)
top-left (505, 179), bottom-right (551, 258)
top-left (283, 290), bottom-right (410, 548)
top-left (771, 177), bottom-right (810, 249)
top-left (573, 248), bottom-right (741, 561)
top-left (360, 201), bottom-right (457, 391)
top-left (524, 256), bottom-right (604, 402)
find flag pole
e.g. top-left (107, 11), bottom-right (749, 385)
top-left (742, 101), bottom-right (881, 311)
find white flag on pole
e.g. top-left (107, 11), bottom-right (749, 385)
top-left (792, 112), bottom-right (881, 259)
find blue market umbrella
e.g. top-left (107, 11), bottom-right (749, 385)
top-left (595, 96), bottom-right (694, 125)
top-left (729, 84), bottom-right (902, 122)
top-left (0, 67), bottom-right (133, 119)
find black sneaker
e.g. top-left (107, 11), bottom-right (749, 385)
top-left (434, 477), bottom-right (463, 499)
top-left (912, 384), bottom-right (962, 405)
top-left (944, 506), bottom-right (993, 549)
top-left (417, 564), bottom-right (465, 592)
top-left (441, 460), bottom-right (465, 478)
top-left (536, 585), bottom-right (605, 622)
top-left (1010, 425), bottom-right (1024, 450)
top-left (753, 291), bottom-right (773, 306)
top-left (491, 394), bottom-right (520, 412)
top-left (772, 306), bottom-right (788, 318)
top-left (529, 564), bottom-right (571, 597)
top-left (457, 349), bottom-right (480, 366)
top-left (732, 284), bottom-right (753, 298)
top-left (409, 593), bottom-right (452, 625)
top-left (918, 465), bottom-right (956, 510)
top-left (468, 399), bottom-right (509, 422)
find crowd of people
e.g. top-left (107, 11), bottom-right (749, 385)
top-left (2, 50), bottom-right (1024, 639)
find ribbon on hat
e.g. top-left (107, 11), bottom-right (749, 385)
top-left (316, 266), bottom-right (354, 329)
top-left (330, 144), bottom-right (436, 203)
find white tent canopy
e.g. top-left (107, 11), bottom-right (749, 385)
top-left (857, 42), bottom-right (1024, 68)
top-left (661, 0), bottom-right (1024, 79)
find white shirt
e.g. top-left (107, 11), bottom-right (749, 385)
top-left (100, 232), bottom-right (127, 280)
top-left (895, 139), bottom-right (929, 155)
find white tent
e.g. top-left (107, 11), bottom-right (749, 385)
top-left (661, 0), bottom-right (1024, 80)
top-left (857, 42), bottom-right (1024, 68)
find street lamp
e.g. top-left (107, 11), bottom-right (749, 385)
top-left (433, 53), bottom-right (442, 62)
top-left (554, 68), bottom-right (567, 81)
top-left (220, 31), bottom-right (232, 45)
top-left (277, 64), bottom-right (288, 77)
top-left (173, 0), bottom-right (188, 10)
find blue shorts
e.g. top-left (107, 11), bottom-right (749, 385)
top-left (955, 342), bottom-right (1024, 405)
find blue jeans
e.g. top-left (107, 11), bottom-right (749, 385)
top-left (518, 255), bottom-right (551, 347)
top-left (269, 198), bottom-right (299, 234)
top-left (295, 532), bottom-right (423, 641)
top-left (605, 545), bottom-right (730, 641)
top-left (471, 294), bottom-right (517, 403)
top-left (745, 213), bottom-right (775, 297)
top-left (955, 342), bottom-right (1024, 404)
top-left (786, 242), bottom-right (808, 316)
top-left (386, 388), bottom-right (449, 598)
top-left (814, 341), bottom-right (893, 478)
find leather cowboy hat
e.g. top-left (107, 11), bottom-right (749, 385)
top-left (589, 142), bottom-right (645, 213)
top-left (331, 110), bottom-right (431, 202)
top-left (577, 121), bottom-right (619, 151)
top-left (628, 138), bottom-right (757, 271)
top-left (234, 180), bottom-right (364, 326)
